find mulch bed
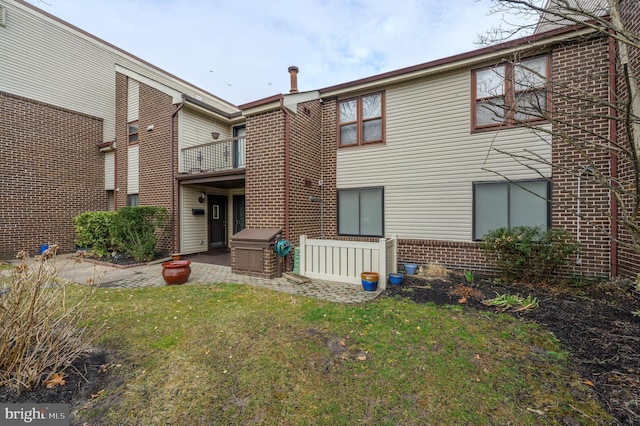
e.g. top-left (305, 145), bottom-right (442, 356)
top-left (82, 252), bottom-right (168, 268)
top-left (384, 272), bottom-right (640, 425)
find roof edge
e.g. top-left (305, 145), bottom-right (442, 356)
top-left (13, 0), bottom-right (240, 111)
top-left (319, 23), bottom-right (596, 95)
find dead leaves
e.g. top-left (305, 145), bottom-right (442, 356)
top-left (90, 389), bottom-right (105, 400)
top-left (44, 372), bottom-right (65, 388)
top-left (98, 363), bottom-right (120, 373)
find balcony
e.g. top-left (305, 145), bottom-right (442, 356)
top-left (180, 137), bottom-right (245, 174)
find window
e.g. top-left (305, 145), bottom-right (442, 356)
top-left (472, 55), bottom-right (548, 130)
top-left (338, 187), bottom-right (384, 236)
top-left (127, 194), bottom-right (139, 207)
top-left (473, 180), bottom-right (549, 240)
top-left (128, 121), bottom-right (139, 144)
top-left (107, 190), bottom-right (115, 211)
top-left (338, 92), bottom-right (384, 146)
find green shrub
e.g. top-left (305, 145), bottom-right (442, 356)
top-left (480, 226), bottom-right (579, 283)
top-left (111, 206), bottom-right (169, 262)
top-left (73, 211), bottom-right (117, 257)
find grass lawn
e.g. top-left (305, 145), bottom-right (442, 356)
top-left (75, 283), bottom-right (611, 425)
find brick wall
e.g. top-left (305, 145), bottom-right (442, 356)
top-left (615, 0), bottom-right (640, 277)
top-left (138, 83), bottom-right (175, 253)
top-left (287, 100), bottom-right (323, 248)
top-left (397, 240), bottom-right (495, 273)
top-left (239, 108), bottom-right (286, 275)
top-left (115, 73), bottom-right (128, 211)
top-left (244, 110), bottom-right (286, 230)
top-left (319, 97), bottom-right (338, 238)
top-left (114, 74), bottom-right (176, 254)
top-left (551, 35), bottom-right (612, 277)
top-left (0, 92), bottom-right (105, 258)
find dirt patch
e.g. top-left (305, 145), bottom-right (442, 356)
top-left (0, 349), bottom-right (121, 423)
top-left (384, 272), bottom-right (640, 425)
top-left (301, 327), bottom-right (370, 374)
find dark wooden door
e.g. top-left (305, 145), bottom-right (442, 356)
top-left (208, 195), bottom-right (227, 249)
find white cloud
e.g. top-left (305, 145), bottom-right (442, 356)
top-left (27, 0), bottom-right (536, 105)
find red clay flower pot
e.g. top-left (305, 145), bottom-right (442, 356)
top-left (162, 260), bottom-right (192, 285)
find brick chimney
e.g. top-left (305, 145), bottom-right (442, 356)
top-left (288, 66), bottom-right (299, 94)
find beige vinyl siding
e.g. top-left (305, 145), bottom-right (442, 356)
top-left (127, 145), bottom-right (139, 194)
top-left (178, 109), bottom-right (231, 173)
top-left (1, 1), bottom-right (239, 142)
top-left (104, 151), bottom-right (115, 190)
top-left (336, 69), bottom-right (551, 242)
top-left (180, 186), bottom-right (208, 254)
top-left (127, 79), bottom-right (139, 122)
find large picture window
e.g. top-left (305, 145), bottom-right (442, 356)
top-left (338, 92), bottom-right (384, 146)
top-left (338, 187), bottom-right (384, 236)
top-left (472, 55), bottom-right (548, 130)
top-left (473, 180), bottom-right (549, 240)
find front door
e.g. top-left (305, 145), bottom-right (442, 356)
top-left (208, 195), bottom-right (227, 249)
top-left (233, 195), bottom-right (245, 234)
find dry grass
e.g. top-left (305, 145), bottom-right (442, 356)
top-left (422, 263), bottom-right (450, 278)
top-left (73, 284), bottom-right (612, 425)
top-left (0, 247), bottom-right (99, 393)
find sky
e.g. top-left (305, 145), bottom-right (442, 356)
top-left (26, 0), bottom-right (538, 106)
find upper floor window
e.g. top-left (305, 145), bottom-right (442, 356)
top-left (338, 92), bottom-right (385, 146)
top-left (128, 121), bottom-right (139, 144)
top-left (472, 55), bottom-right (549, 130)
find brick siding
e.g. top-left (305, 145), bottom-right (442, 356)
top-left (244, 110), bottom-right (286, 230)
top-left (114, 73), bottom-right (176, 254)
top-left (138, 83), bottom-right (175, 253)
top-left (0, 92), bottom-right (105, 258)
top-left (286, 100), bottom-right (323, 248)
top-left (551, 35), bottom-right (612, 277)
top-left (615, 0), bottom-right (640, 277)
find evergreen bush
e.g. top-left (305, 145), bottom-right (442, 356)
top-left (480, 226), bottom-right (579, 283)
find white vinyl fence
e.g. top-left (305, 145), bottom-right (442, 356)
top-left (298, 235), bottom-right (397, 289)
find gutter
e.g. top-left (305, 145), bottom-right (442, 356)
top-left (279, 96), bottom-right (291, 269)
top-left (170, 100), bottom-right (185, 253)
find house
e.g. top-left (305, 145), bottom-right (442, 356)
top-left (236, 0), bottom-right (640, 279)
top-left (0, 0), bottom-right (245, 259)
top-left (1, 0), bottom-right (638, 280)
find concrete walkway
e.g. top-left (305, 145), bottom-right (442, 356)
top-left (5, 254), bottom-right (383, 304)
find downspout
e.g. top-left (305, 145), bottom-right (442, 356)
top-left (608, 34), bottom-right (618, 277)
top-left (171, 100), bottom-right (185, 253)
top-left (279, 95), bottom-right (291, 270)
top-left (320, 98), bottom-right (325, 239)
top-left (114, 146), bottom-right (118, 211)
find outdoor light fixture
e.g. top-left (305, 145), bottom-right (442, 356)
top-left (211, 132), bottom-right (220, 140)
top-left (198, 191), bottom-right (206, 203)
